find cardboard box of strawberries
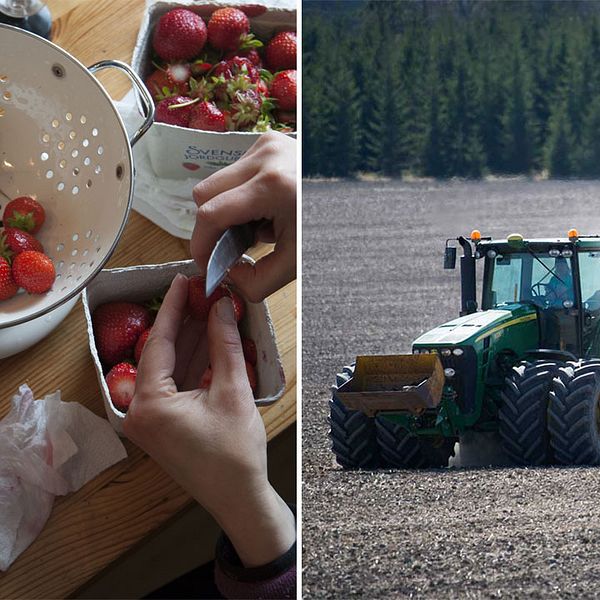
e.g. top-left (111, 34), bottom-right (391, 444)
top-left (132, 1), bottom-right (296, 179)
top-left (82, 259), bottom-right (285, 435)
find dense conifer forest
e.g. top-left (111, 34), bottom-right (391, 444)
top-left (303, 0), bottom-right (600, 178)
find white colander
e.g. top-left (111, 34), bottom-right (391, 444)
top-left (0, 24), bottom-right (154, 342)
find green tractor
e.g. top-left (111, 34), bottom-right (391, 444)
top-left (329, 230), bottom-right (600, 469)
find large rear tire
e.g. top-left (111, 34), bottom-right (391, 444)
top-left (548, 360), bottom-right (600, 465)
top-left (328, 364), bottom-right (380, 469)
top-left (498, 360), bottom-right (562, 466)
top-left (375, 417), bottom-right (455, 468)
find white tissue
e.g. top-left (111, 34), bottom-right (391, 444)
top-left (0, 385), bottom-right (127, 571)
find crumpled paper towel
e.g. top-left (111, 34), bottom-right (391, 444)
top-left (0, 385), bottom-right (127, 571)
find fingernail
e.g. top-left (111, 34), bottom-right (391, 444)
top-left (174, 273), bottom-right (187, 284)
top-left (216, 297), bottom-right (235, 323)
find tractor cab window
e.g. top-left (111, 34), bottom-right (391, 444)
top-left (489, 255), bottom-right (522, 306)
top-left (578, 251), bottom-right (600, 357)
top-left (530, 256), bottom-right (574, 309)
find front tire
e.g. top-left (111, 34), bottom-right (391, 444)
top-left (548, 360), bottom-right (600, 465)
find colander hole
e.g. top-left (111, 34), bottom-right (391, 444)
top-left (51, 64), bottom-right (65, 78)
top-left (57, 182), bottom-right (65, 191)
top-left (80, 261), bottom-right (87, 268)
top-left (82, 250), bottom-right (88, 257)
top-left (71, 250), bottom-right (78, 257)
top-left (71, 150), bottom-right (79, 158)
top-left (70, 262), bottom-right (75, 269)
top-left (94, 234), bottom-right (100, 242)
top-left (61, 286), bottom-right (67, 292)
top-left (97, 146), bottom-right (104, 156)
top-left (40, 152), bottom-right (49, 162)
top-left (0, 107), bottom-right (5, 118)
top-left (80, 115), bottom-right (87, 124)
top-left (42, 133), bottom-right (50, 143)
top-left (66, 112), bottom-right (72, 121)
top-left (86, 180), bottom-right (92, 189)
top-left (69, 131), bottom-right (76, 140)
top-left (57, 260), bottom-right (64, 269)
top-left (82, 138), bottom-right (89, 148)
top-left (56, 273), bottom-right (61, 280)
top-left (94, 165), bottom-right (102, 174)
top-left (58, 141), bottom-right (65, 151)
top-left (51, 119), bottom-right (59, 128)
top-left (92, 128), bottom-right (98, 136)
top-left (89, 261), bottom-right (94, 267)
top-left (116, 164), bottom-right (123, 179)
top-left (72, 233), bottom-right (79, 241)
top-left (85, 230), bottom-right (92, 239)
top-left (56, 244), bottom-right (64, 252)
top-left (45, 170), bottom-right (53, 179)
top-left (73, 167), bottom-right (79, 176)
top-left (66, 274), bottom-right (72, 280)
top-left (0, 75), bottom-right (7, 83)
top-left (72, 186), bottom-right (79, 195)
top-left (96, 247), bottom-right (101, 253)
top-left (84, 157), bottom-right (91, 166)
top-left (3, 91), bottom-right (11, 101)
top-left (76, 275), bottom-right (82, 282)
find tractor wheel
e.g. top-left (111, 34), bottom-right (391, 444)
top-left (498, 360), bottom-right (563, 466)
top-left (328, 364), bottom-right (380, 469)
top-left (548, 360), bottom-right (600, 465)
top-left (375, 417), bottom-right (455, 468)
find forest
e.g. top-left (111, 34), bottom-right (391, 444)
top-left (303, 0), bottom-right (600, 178)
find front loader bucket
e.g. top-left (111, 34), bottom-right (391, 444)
top-left (336, 354), bottom-right (445, 417)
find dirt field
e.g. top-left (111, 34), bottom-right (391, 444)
top-left (302, 179), bottom-right (600, 598)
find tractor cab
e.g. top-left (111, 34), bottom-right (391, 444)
top-left (463, 231), bottom-right (600, 360)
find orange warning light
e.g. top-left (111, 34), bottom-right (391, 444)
top-left (568, 228), bottom-right (579, 240)
top-left (470, 230), bottom-right (482, 242)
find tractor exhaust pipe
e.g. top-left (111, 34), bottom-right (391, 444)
top-left (458, 236), bottom-right (477, 315)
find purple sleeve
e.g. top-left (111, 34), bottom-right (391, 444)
top-left (214, 506), bottom-right (297, 599)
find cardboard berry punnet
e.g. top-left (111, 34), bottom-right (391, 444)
top-left (82, 258), bottom-right (286, 435)
top-left (131, 1), bottom-right (296, 180)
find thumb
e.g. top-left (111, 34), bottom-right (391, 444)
top-left (207, 297), bottom-right (250, 400)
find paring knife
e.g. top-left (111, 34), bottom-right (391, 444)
top-left (206, 221), bottom-right (266, 297)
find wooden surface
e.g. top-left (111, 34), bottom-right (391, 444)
top-left (0, 2), bottom-right (297, 597)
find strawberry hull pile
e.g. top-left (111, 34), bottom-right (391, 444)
top-left (146, 6), bottom-right (297, 133)
top-left (92, 274), bottom-right (258, 413)
top-left (0, 196), bottom-right (55, 301)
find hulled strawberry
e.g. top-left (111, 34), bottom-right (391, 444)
top-left (146, 69), bottom-right (182, 101)
top-left (153, 8), bottom-right (207, 61)
top-left (3, 196), bottom-right (45, 234)
top-left (270, 69), bottom-right (296, 111)
top-left (0, 257), bottom-right (18, 301)
top-left (189, 101), bottom-right (226, 132)
top-left (93, 302), bottom-right (152, 366)
top-left (106, 362), bottom-right (137, 412)
top-left (188, 275), bottom-right (228, 319)
top-left (134, 327), bottom-right (152, 364)
top-left (155, 96), bottom-right (199, 127)
top-left (12, 250), bottom-right (55, 294)
top-left (208, 7), bottom-right (250, 51)
top-left (242, 338), bottom-right (258, 365)
top-left (1, 227), bottom-right (43, 257)
top-left (166, 63), bottom-right (192, 89)
top-left (265, 31), bottom-right (296, 71)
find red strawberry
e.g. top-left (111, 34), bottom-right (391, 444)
top-left (265, 31), bottom-right (296, 71)
top-left (166, 63), bottom-right (192, 88)
top-left (225, 48), bottom-right (263, 68)
top-left (228, 289), bottom-right (245, 322)
top-left (213, 57), bottom-right (261, 85)
top-left (1, 227), bottom-right (43, 257)
top-left (189, 101), bottom-right (226, 132)
top-left (276, 109), bottom-right (296, 124)
top-left (145, 69), bottom-right (180, 101)
top-left (242, 338), bottom-right (257, 365)
top-left (153, 8), bottom-right (207, 61)
top-left (199, 366), bottom-right (212, 389)
top-left (155, 96), bottom-right (199, 127)
top-left (0, 257), bottom-right (18, 301)
top-left (106, 362), bottom-right (137, 412)
top-left (270, 70), bottom-right (296, 111)
top-left (245, 360), bottom-right (257, 392)
top-left (134, 328), bottom-right (152, 364)
top-left (208, 7), bottom-right (250, 51)
top-left (93, 302), bottom-right (152, 366)
top-left (3, 196), bottom-right (45, 234)
top-left (12, 250), bottom-right (55, 294)
top-left (188, 275), bottom-right (228, 320)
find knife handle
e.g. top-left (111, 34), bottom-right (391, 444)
top-left (234, 219), bottom-right (270, 250)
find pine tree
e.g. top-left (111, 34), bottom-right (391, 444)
top-left (546, 104), bottom-right (574, 177)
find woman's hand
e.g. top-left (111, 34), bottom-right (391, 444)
top-left (190, 131), bottom-right (296, 302)
top-left (123, 274), bottom-right (295, 567)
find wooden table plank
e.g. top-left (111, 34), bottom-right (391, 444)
top-left (0, 1), bottom-right (296, 597)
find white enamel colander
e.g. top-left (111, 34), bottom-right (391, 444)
top-left (0, 24), bottom-right (154, 358)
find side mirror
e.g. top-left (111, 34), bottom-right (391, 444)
top-left (444, 246), bottom-right (457, 269)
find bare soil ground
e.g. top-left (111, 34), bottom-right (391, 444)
top-left (302, 179), bottom-right (600, 598)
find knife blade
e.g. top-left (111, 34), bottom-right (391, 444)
top-left (206, 221), bottom-right (262, 297)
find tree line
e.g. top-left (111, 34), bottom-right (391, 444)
top-left (303, 0), bottom-right (600, 179)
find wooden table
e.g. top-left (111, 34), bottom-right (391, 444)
top-left (0, 2), bottom-right (296, 597)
